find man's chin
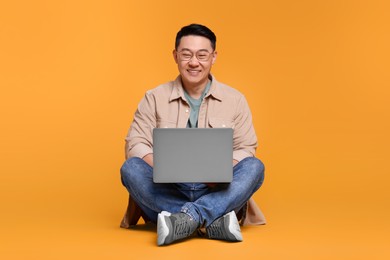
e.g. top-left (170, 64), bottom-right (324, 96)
top-left (182, 75), bottom-right (206, 86)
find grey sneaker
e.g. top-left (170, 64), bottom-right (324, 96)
top-left (206, 211), bottom-right (243, 242)
top-left (157, 211), bottom-right (199, 246)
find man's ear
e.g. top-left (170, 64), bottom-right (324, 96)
top-left (173, 50), bottom-right (178, 64)
top-left (212, 51), bottom-right (217, 65)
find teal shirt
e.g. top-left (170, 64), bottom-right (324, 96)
top-left (184, 80), bottom-right (212, 128)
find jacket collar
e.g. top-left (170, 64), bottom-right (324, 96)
top-left (169, 74), bottom-right (223, 102)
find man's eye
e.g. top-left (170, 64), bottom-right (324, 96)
top-left (182, 55), bottom-right (192, 60)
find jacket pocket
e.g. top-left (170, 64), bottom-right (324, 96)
top-left (208, 118), bottom-right (234, 129)
top-left (156, 119), bottom-right (177, 128)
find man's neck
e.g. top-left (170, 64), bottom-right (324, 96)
top-left (182, 78), bottom-right (210, 100)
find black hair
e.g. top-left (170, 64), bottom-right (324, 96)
top-left (175, 24), bottom-right (217, 50)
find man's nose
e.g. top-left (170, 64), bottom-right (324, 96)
top-left (188, 55), bottom-right (199, 65)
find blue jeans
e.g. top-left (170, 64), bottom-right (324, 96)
top-left (120, 157), bottom-right (264, 227)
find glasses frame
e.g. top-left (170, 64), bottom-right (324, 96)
top-left (176, 49), bottom-right (215, 62)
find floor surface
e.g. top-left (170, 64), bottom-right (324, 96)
top-left (1, 197), bottom-right (388, 260)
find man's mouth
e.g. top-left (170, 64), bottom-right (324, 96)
top-left (187, 69), bottom-right (201, 75)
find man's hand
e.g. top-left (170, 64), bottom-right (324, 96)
top-left (143, 153), bottom-right (154, 167)
top-left (233, 159), bottom-right (239, 167)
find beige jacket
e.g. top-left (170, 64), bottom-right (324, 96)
top-left (122, 75), bottom-right (266, 226)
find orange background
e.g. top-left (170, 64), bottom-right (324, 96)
top-left (1, 0), bottom-right (389, 259)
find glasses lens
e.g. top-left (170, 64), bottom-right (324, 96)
top-left (180, 51), bottom-right (193, 61)
top-left (196, 51), bottom-right (211, 61)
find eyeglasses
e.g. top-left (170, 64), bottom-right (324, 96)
top-left (177, 50), bottom-right (214, 62)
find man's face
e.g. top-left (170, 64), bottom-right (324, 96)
top-left (173, 35), bottom-right (217, 88)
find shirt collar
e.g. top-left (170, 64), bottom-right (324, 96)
top-left (169, 74), bottom-right (223, 102)
top-left (205, 75), bottom-right (223, 101)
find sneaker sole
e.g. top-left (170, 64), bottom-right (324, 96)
top-left (157, 211), bottom-right (171, 246)
top-left (226, 211), bottom-right (243, 241)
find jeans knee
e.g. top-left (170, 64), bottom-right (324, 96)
top-left (241, 157), bottom-right (265, 185)
top-left (120, 157), bottom-right (145, 182)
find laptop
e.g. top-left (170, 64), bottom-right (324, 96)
top-left (153, 128), bottom-right (233, 183)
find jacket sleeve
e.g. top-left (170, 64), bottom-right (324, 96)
top-left (125, 91), bottom-right (157, 159)
top-left (232, 95), bottom-right (258, 162)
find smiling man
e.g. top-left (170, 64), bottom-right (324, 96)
top-left (173, 35), bottom-right (216, 99)
top-left (120, 24), bottom-right (265, 246)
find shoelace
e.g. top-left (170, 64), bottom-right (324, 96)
top-left (207, 221), bottom-right (226, 239)
top-left (173, 219), bottom-right (194, 239)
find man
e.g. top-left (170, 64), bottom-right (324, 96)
top-left (120, 24), bottom-right (265, 246)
